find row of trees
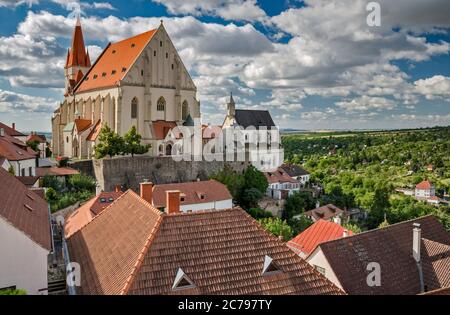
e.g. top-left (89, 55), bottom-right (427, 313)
top-left (94, 125), bottom-right (150, 159)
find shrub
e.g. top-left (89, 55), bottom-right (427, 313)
top-left (68, 174), bottom-right (96, 192)
top-left (247, 208), bottom-right (273, 219)
top-left (0, 289), bottom-right (26, 295)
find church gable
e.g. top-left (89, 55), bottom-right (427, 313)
top-left (123, 24), bottom-right (196, 91)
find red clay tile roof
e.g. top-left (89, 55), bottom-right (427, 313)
top-left (416, 180), bottom-right (433, 190)
top-left (304, 204), bottom-right (346, 221)
top-left (67, 190), bottom-right (163, 295)
top-left (76, 29), bottom-right (157, 93)
top-left (36, 167), bottom-right (79, 177)
top-left (66, 18), bottom-right (91, 69)
top-left (152, 121), bottom-right (177, 140)
top-left (421, 239), bottom-right (450, 290)
top-left (64, 197), bottom-right (97, 239)
top-left (0, 168), bottom-right (51, 251)
top-left (0, 122), bottom-right (25, 137)
top-left (86, 120), bottom-right (102, 141)
top-left (74, 119), bottom-right (92, 134)
top-left (67, 192), bottom-right (343, 295)
top-left (288, 220), bottom-right (353, 256)
top-left (316, 215), bottom-right (450, 295)
top-left (90, 191), bottom-right (124, 216)
top-left (16, 176), bottom-right (40, 187)
top-left (26, 134), bottom-right (46, 143)
top-left (152, 180), bottom-right (232, 209)
top-left (0, 133), bottom-right (37, 161)
top-left (264, 168), bottom-right (297, 184)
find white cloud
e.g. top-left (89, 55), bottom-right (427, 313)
top-left (0, 89), bottom-right (58, 113)
top-left (336, 96), bottom-right (396, 111)
top-left (0, 0), bottom-right (37, 7)
top-left (152, 0), bottom-right (267, 22)
top-left (414, 75), bottom-right (450, 100)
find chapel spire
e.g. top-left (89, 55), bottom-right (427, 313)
top-left (65, 17), bottom-right (90, 69)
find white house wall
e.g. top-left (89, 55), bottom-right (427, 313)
top-left (307, 248), bottom-right (344, 291)
top-left (179, 199), bottom-right (233, 213)
top-left (0, 217), bottom-right (49, 295)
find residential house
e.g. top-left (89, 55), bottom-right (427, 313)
top-left (264, 167), bottom-right (300, 200)
top-left (306, 216), bottom-right (450, 294)
top-left (65, 183), bottom-right (343, 295)
top-left (150, 180), bottom-right (233, 212)
top-left (288, 220), bottom-right (353, 259)
top-left (415, 180), bottom-right (440, 205)
top-left (303, 204), bottom-right (347, 223)
top-left (65, 187), bottom-right (124, 238)
top-left (26, 133), bottom-right (47, 159)
top-left (281, 163), bottom-right (311, 186)
top-left (0, 127), bottom-right (37, 177)
top-left (0, 122), bottom-right (25, 139)
top-left (0, 168), bottom-right (52, 295)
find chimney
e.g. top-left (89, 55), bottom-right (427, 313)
top-left (316, 201), bottom-right (320, 208)
top-left (12, 123), bottom-right (15, 130)
top-left (334, 216), bottom-right (342, 226)
top-left (140, 181), bottom-right (153, 204)
top-left (166, 190), bottom-right (181, 214)
top-left (115, 184), bottom-right (122, 193)
top-left (0, 128), bottom-right (4, 137)
top-left (343, 229), bottom-right (349, 238)
top-left (413, 223), bottom-right (425, 293)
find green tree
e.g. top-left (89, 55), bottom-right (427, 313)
top-left (45, 187), bottom-right (58, 202)
top-left (240, 188), bottom-right (264, 209)
top-left (8, 165), bottom-right (15, 175)
top-left (247, 208), bottom-right (273, 219)
top-left (343, 221), bottom-right (362, 234)
top-left (283, 191), bottom-right (314, 220)
top-left (123, 126), bottom-right (150, 157)
top-left (68, 174), bottom-right (96, 192)
top-left (0, 289), bottom-right (26, 295)
top-left (26, 140), bottom-right (40, 152)
top-left (258, 217), bottom-right (293, 241)
top-left (94, 124), bottom-right (125, 159)
top-left (368, 187), bottom-right (391, 228)
top-left (210, 164), bottom-right (245, 200)
top-left (243, 165), bottom-right (268, 194)
top-left (288, 215), bottom-right (314, 235)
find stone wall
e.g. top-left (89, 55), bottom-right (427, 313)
top-left (69, 159), bottom-right (94, 177)
top-left (85, 156), bottom-right (250, 192)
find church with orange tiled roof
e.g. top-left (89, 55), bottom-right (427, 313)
top-left (52, 18), bottom-right (200, 159)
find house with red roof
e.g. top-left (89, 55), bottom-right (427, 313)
top-left (288, 220), bottom-right (353, 259)
top-left (64, 181), bottom-right (343, 295)
top-left (25, 132), bottom-right (48, 158)
top-left (0, 126), bottom-right (38, 177)
top-left (263, 167), bottom-right (300, 200)
top-left (414, 180), bottom-right (441, 205)
top-left (0, 168), bottom-right (51, 295)
top-left (52, 18), bottom-right (199, 159)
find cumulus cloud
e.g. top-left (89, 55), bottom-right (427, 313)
top-left (0, 0), bottom-right (37, 7)
top-left (336, 96), bottom-right (396, 111)
top-left (152, 0), bottom-right (267, 22)
top-left (414, 75), bottom-right (450, 100)
top-left (0, 89), bottom-right (58, 113)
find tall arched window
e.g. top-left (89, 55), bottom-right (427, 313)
top-left (131, 97), bottom-right (138, 119)
top-left (182, 100), bottom-right (189, 120)
top-left (157, 97), bottom-right (166, 111)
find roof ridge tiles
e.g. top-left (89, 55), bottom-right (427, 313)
top-left (314, 214), bottom-right (436, 248)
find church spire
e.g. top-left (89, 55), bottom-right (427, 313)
top-left (65, 17), bottom-right (90, 69)
top-left (227, 92), bottom-right (236, 118)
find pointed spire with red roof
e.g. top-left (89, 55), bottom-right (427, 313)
top-left (65, 17), bottom-right (90, 69)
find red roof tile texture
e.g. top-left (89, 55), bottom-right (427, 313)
top-left (67, 191), bottom-right (343, 295)
top-left (66, 18), bottom-right (91, 69)
top-left (288, 220), bottom-right (353, 256)
top-left (416, 180), bottom-right (433, 190)
top-left (0, 122), bottom-right (25, 137)
top-left (76, 29), bottom-right (157, 93)
top-left (264, 168), bottom-right (297, 184)
top-left (86, 120), bottom-right (102, 141)
top-left (317, 216), bottom-right (450, 295)
top-left (151, 180), bottom-right (232, 209)
top-left (152, 121), bottom-right (177, 140)
top-left (304, 204), bottom-right (346, 221)
top-left (0, 133), bottom-right (37, 161)
top-left (0, 168), bottom-right (51, 251)
top-left (74, 119), bottom-right (92, 134)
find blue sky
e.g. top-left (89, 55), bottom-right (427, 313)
top-left (0, 0), bottom-right (449, 132)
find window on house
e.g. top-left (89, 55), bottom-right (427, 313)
top-left (154, 51), bottom-right (156, 57)
top-left (131, 97), bottom-right (138, 119)
top-left (141, 70), bottom-right (144, 76)
top-left (182, 100), bottom-right (189, 120)
top-left (171, 64), bottom-right (174, 70)
top-left (166, 52), bottom-right (168, 58)
top-left (131, 43), bottom-right (136, 48)
top-left (122, 67), bottom-right (127, 72)
top-left (157, 97), bottom-right (166, 111)
top-left (21, 169), bottom-right (25, 177)
top-left (93, 74), bottom-right (98, 79)
top-left (111, 70), bottom-right (116, 75)
top-left (29, 167), bottom-right (32, 176)
top-left (160, 41), bottom-right (163, 47)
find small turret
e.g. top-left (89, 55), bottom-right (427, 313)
top-left (227, 92), bottom-right (235, 118)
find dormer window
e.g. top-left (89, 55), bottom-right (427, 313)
top-left (131, 43), bottom-right (136, 48)
top-left (112, 50), bottom-right (116, 54)
top-left (108, 198), bottom-right (114, 202)
top-left (102, 72), bottom-right (107, 77)
top-left (111, 70), bottom-right (116, 75)
top-left (100, 198), bottom-right (107, 203)
top-left (172, 268), bottom-right (195, 291)
top-left (122, 67), bottom-right (127, 72)
top-left (93, 74), bottom-right (98, 79)
top-left (262, 255), bottom-right (281, 275)
top-left (24, 204), bottom-right (34, 212)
